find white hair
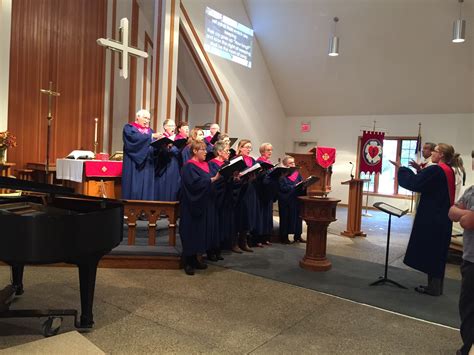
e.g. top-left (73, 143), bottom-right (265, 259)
top-left (136, 109), bottom-right (151, 119)
top-left (210, 123), bottom-right (220, 129)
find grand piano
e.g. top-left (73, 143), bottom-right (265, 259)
top-left (0, 176), bottom-right (123, 336)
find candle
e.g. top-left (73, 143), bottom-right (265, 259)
top-left (94, 118), bottom-right (98, 143)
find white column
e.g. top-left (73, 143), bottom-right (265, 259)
top-left (0, 0), bottom-right (12, 131)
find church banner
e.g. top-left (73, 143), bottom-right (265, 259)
top-left (359, 131), bottom-right (384, 174)
top-left (316, 146), bottom-right (336, 168)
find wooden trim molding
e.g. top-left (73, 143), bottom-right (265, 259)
top-left (179, 2), bottom-right (229, 132)
top-left (152, 0), bottom-right (163, 130)
top-left (128, 0), bottom-right (139, 121)
top-left (166, 0), bottom-right (176, 120)
top-left (108, 0), bottom-right (117, 154)
top-left (142, 31), bottom-right (153, 109)
top-left (176, 87), bottom-right (189, 121)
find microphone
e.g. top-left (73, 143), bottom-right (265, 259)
top-left (349, 162), bottom-right (354, 179)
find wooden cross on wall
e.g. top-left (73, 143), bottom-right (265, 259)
top-left (97, 18), bottom-right (148, 79)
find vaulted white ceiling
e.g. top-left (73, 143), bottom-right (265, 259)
top-left (243, 0), bottom-right (474, 117)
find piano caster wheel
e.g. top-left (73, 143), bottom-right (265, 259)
top-left (42, 317), bottom-right (62, 337)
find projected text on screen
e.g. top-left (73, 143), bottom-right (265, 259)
top-left (204, 7), bottom-right (254, 68)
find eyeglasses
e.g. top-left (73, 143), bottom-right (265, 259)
top-left (242, 146), bottom-right (252, 151)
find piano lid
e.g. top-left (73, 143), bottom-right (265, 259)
top-left (0, 176), bottom-right (74, 195)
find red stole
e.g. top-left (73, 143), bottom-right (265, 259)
top-left (257, 157), bottom-right (272, 164)
top-left (187, 159), bottom-right (210, 173)
top-left (175, 133), bottom-right (187, 140)
top-left (288, 171), bottom-right (299, 182)
top-left (131, 122), bottom-right (150, 135)
top-left (438, 162), bottom-right (455, 206)
top-left (210, 158), bottom-right (225, 167)
top-left (243, 155), bottom-right (253, 167)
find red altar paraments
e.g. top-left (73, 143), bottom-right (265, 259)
top-left (359, 130), bottom-right (385, 174)
top-left (84, 161), bottom-right (122, 177)
top-left (315, 146), bottom-right (336, 168)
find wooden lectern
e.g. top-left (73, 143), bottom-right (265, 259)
top-left (341, 178), bottom-right (369, 238)
top-left (286, 148), bottom-right (332, 196)
top-left (298, 196), bottom-right (340, 271)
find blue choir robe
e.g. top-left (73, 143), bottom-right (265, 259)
top-left (154, 145), bottom-right (181, 201)
top-left (278, 173), bottom-right (304, 237)
top-left (398, 165), bottom-right (454, 278)
top-left (122, 123), bottom-right (155, 200)
top-left (179, 161), bottom-right (216, 256)
top-left (209, 160), bottom-right (235, 249)
top-left (235, 157), bottom-right (258, 234)
top-left (181, 145), bottom-right (191, 164)
top-left (254, 169), bottom-right (278, 236)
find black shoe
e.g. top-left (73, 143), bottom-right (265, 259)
top-left (194, 256), bottom-right (208, 270)
top-left (207, 254), bottom-right (218, 262)
top-left (184, 263), bottom-right (195, 276)
top-left (217, 254), bottom-right (224, 261)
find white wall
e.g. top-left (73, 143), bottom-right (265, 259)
top-left (287, 113), bottom-right (474, 209)
top-left (0, 0), bottom-right (12, 131)
top-left (181, 0), bottom-right (287, 160)
top-left (189, 104), bottom-right (215, 128)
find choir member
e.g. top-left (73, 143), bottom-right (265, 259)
top-left (208, 141), bottom-right (235, 258)
top-left (392, 143), bottom-right (456, 296)
top-left (234, 139), bottom-right (258, 252)
top-left (154, 119), bottom-right (181, 201)
top-left (180, 140), bottom-right (221, 275)
top-left (175, 121), bottom-right (189, 140)
top-left (205, 123), bottom-right (220, 144)
top-left (254, 143), bottom-right (277, 246)
top-left (182, 127), bottom-right (205, 163)
top-left (278, 156), bottom-right (305, 243)
top-left (122, 109), bottom-right (161, 200)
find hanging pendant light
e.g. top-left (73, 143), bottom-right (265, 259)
top-left (452, 0), bottom-right (466, 43)
top-left (328, 17), bottom-right (339, 56)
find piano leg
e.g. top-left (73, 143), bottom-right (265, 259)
top-left (11, 265), bottom-right (24, 295)
top-left (77, 256), bottom-right (100, 329)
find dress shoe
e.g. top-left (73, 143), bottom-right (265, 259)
top-left (194, 256), bottom-right (208, 270)
top-left (414, 286), bottom-right (441, 296)
top-left (207, 254), bottom-right (218, 262)
top-left (232, 246), bottom-right (243, 254)
top-left (240, 243), bottom-right (254, 252)
top-left (184, 264), bottom-right (195, 276)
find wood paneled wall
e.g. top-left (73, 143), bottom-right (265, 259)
top-left (8, 0), bottom-right (107, 170)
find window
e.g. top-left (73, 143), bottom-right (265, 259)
top-left (359, 137), bottom-right (418, 197)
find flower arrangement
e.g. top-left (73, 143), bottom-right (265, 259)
top-left (0, 131), bottom-right (17, 149)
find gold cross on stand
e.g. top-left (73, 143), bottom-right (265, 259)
top-left (40, 81), bottom-right (60, 175)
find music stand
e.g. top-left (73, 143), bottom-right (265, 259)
top-left (370, 202), bottom-right (408, 289)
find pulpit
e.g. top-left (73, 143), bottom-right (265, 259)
top-left (341, 178), bottom-right (369, 238)
top-left (286, 147), bottom-right (332, 196)
top-left (298, 196), bottom-right (340, 271)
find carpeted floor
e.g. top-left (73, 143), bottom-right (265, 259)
top-left (210, 244), bottom-right (460, 328)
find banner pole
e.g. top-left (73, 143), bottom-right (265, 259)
top-left (362, 179), bottom-right (372, 217)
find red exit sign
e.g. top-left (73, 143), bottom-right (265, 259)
top-left (301, 122), bottom-right (311, 133)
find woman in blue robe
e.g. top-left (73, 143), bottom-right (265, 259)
top-left (234, 139), bottom-right (258, 252)
top-left (254, 143), bottom-right (278, 246)
top-left (122, 109), bottom-right (160, 200)
top-left (181, 128), bottom-right (206, 164)
top-left (154, 119), bottom-right (181, 201)
top-left (394, 143), bottom-right (456, 296)
top-left (180, 140), bottom-right (221, 275)
top-left (208, 141), bottom-right (236, 259)
top-left (278, 156), bottom-right (305, 243)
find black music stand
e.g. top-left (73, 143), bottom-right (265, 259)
top-left (370, 202), bottom-right (408, 289)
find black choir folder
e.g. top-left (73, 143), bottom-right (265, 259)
top-left (296, 175), bottom-right (319, 189)
top-left (239, 163), bottom-right (262, 178)
top-left (218, 156), bottom-right (247, 178)
top-left (150, 137), bottom-right (187, 150)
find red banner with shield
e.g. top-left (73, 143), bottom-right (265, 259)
top-left (315, 146), bottom-right (336, 168)
top-left (359, 131), bottom-right (384, 174)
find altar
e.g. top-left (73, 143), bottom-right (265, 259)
top-left (56, 159), bottom-right (122, 198)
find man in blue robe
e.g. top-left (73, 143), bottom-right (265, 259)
top-left (122, 109), bottom-right (160, 200)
